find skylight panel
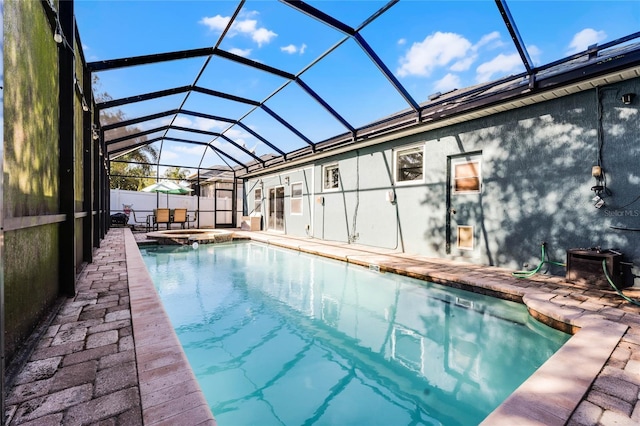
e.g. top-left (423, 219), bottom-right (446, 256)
top-left (508, 1), bottom-right (640, 67)
top-left (301, 38), bottom-right (411, 129)
top-left (362, 1), bottom-right (525, 104)
top-left (263, 82), bottom-right (346, 144)
top-left (208, 0), bottom-right (344, 74)
top-left (196, 54), bottom-right (290, 102)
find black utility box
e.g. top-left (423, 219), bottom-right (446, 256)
top-left (566, 248), bottom-right (624, 289)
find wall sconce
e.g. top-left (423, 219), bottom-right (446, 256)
top-left (621, 93), bottom-right (635, 105)
top-left (284, 176), bottom-right (290, 185)
top-left (591, 165), bottom-right (602, 178)
top-left (53, 19), bottom-right (63, 44)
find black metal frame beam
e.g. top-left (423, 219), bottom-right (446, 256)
top-left (88, 47), bottom-right (216, 72)
top-left (260, 104), bottom-right (315, 149)
top-left (296, 78), bottom-right (354, 133)
top-left (82, 67), bottom-right (93, 263)
top-left (111, 158), bottom-right (231, 173)
top-left (235, 122), bottom-right (287, 157)
top-left (283, 1), bottom-right (418, 113)
top-left (58, 0), bottom-right (76, 297)
top-left (191, 85), bottom-right (260, 106)
top-left (161, 137), bottom-right (247, 170)
top-left (96, 86), bottom-right (191, 110)
top-left (102, 109), bottom-right (180, 131)
top-left (495, 0), bottom-right (534, 75)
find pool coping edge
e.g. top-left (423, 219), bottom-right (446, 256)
top-left (242, 232), bottom-right (627, 424)
top-left (124, 228), bottom-right (216, 426)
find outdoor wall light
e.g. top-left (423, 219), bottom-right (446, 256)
top-left (53, 20), bottom-right (63, 44)
top-left (284, 176), bottom-right (290, 185)
top-left (621, 93), bottom-right (635, 105)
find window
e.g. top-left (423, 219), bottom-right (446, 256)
top-left (457, 225), bottom-right (474, 250)
top-left (394, 144), bottom-right (424, 184)
top-left (291, 182), bottom-right (303, 215)
top-left (323, 164), bottom-right (339, 191)
top-left (453, 159), bottom-right (481, 193)
top-left (254, 188), bottom-right (262, 213)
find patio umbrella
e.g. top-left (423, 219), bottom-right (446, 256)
top-left (141, 180), bottom-right (193, 207)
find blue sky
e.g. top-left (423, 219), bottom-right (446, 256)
top-left (75, 0), bottom-right (640, 174)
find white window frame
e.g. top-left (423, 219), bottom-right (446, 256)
top-left (254, 188), bottom-right (262, 214)
top-left (452, 157), bottom-right (482, 194)
top-left (322, 163), bottom-right (340, 192)
top-left (456, 225), bottom-right (475, 250)
top-left (290, 182), bottom-right (303, 215)
top-left (393, 143), bottom-right (426, 185)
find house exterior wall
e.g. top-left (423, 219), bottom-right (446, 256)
top-left (244, 78), bottom-right (640, 283)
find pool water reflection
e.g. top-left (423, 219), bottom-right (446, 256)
top-left (141, 242), bottom-right (570, 426)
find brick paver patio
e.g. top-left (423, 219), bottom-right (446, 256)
top-left (4, 227), bottom-right (640, 425)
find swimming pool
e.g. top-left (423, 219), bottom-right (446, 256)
top-left (141, 242), bottom-right (570, 425)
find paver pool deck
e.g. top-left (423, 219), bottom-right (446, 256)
top-left (4, 227), bottom-right (640, 425)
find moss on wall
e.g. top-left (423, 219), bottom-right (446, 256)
top-left (3, 0), bottom-right (62, 362)
top-left (3, 226), bottom-right (60, 362)
top-left (4, 0), bottom-right (60, 217)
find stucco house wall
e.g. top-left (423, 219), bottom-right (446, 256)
top-left (244, 78), bottom-right (640, 283)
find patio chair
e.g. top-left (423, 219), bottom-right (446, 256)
top-left (173, 208), bottom-right (188, 229)
top-left (127, 209), bottom-right (149, 231)
top-left (155, 208), bottom-right (171, 230)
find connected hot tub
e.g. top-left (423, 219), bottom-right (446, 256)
top-left (145, 229), bottom-right (233, 245)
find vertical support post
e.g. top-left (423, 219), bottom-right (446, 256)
top-left (93, 114), bottom-right (101, 248)
top-left (100, 131), bottom-right (108, 239)
top-left (196, 169), bottom-right (200, 229)
top-left (105, 157), bottom-right (110, 234)
top-left (82, 68), bottom-right (93, 262)
top-left (232, 176), bottom-right (238, 228)
top-left (0, 7), bottom-right (6, 417)
top-left (58, 0), bottom-right (76, 297)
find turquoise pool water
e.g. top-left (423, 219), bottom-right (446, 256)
top-left (141, 242), bottom-right (570, 426)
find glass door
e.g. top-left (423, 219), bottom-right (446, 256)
top-left (268, 186), bottom-right (285, 232)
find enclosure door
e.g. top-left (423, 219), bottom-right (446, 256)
top-left (215, 187), bottom-right (233, 228)
top-left (267, 186), bottom-right (285, 232)
top-left (447, 153), bottom-right (482, 254)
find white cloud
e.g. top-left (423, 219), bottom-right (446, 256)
top-left (474, 31), bottom-right (501, 50)
top-left (397, 32), bottom-right (472, 77)
top-left (476, 53), bottom-right (523, 83)
top-left (199, 15), bottom-right (230, 32)
top-left (397, 38), bottom-right (406, 46)
top-left (228, 47), bottom-right (252, 57)
top-left (252, 27), bottom-right (277, 47)
top-left (450, 56), bottom-right (475, 72)
top-left (194, 117), bottom-right (225, 132)
top-left (162, 116), bottom-right (192, 128)
top-left (234, 18), bottom-right (257, 34)
top-left (161, 150), bottom-right (179, 161)
top-left (175, 145), bottom-right (206, 156)
top-left (281, 44), bottom-right (297, 54)
top-left (280, 43), bottom-right (307, 55)
top-left (567, 28), bottom-right (606, 54)
top-left (200, 11), bottom-right (277, 47)
top-left (433, 73), bottom-right (461, 93)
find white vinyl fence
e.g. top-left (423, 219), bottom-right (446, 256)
top-left (110, 189), bottom-right (215, 228)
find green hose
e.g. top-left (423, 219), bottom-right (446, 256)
top-left (512, 243), bottom-right (566, 278)
top-left (602, 259), bottom-right (640, 307)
